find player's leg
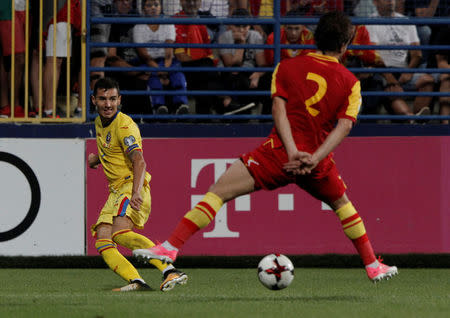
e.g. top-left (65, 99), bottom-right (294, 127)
top-left (112, 182), bottom-right (188, 291)
top-left (300, 162), bottom-right (397, 282)
top-left (133, 159), bottom-right (256, 263)
top-left (112, 227), bottom-right (188, 292)
top-left (329, 194), bottom-right (398, 282)
top-left (95, 221), bottom-right (151, 291)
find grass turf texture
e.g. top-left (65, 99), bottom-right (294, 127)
top-left (0, 268), bottom-right (448, 318)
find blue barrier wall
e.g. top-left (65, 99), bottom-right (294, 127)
top-left (1, 123), bottom-right (449, 138)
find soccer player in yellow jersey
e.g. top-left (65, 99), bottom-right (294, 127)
top-left (88, 77), bottom-right (188, 292)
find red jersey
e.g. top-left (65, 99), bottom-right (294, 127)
top-left (265, 27), bottom-right (315, 65)
top-left (342, 25), bottom-right (381, 66)
top-left (173, 11), bottom-right (213, 61)
top-left (270, 52), bottom-right (361, 154)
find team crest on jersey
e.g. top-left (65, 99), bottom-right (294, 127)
top-left (124, 135), bottom-right (136, 146)
top-left (106, 132), bottom-right (111, 143)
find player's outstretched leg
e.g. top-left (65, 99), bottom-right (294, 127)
top-left (335, 202), bottom-right (398, 283)
top-left (113, 229), bottom-right (188, 291)
top-left (134, 192), bottom-right (223, 263)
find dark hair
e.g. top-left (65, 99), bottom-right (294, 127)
top-left (142, 0), bottom-right (161, 13)
top-left (93, 77), bottom-right (120, 96)
top-left (314, 11), bottom-right (353, 53)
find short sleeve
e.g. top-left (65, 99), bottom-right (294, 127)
top-left (166, 24), bottom-right (176, 41)
top-left (339, 80), bottom-right (361, 122)
top-left (117, 121), bottom-right (143, 154)
top-left (133, 25), bottom-right (146, 43)
top-left (218, 31), bottom-right (233, 55)
top-left (271, 62), bottom-right (289, 100)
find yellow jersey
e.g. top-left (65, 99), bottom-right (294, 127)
top-left (95, 112), bottom-right (151, 192)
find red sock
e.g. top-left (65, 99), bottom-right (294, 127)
top-left (352, 234), bottom-right (376, 266)
top-left (168, 218), bottom-right (200, 249)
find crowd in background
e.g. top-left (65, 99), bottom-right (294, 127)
top-left (0, 0), bottom-right (449, 122)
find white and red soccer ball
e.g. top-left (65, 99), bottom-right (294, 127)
top-left (257, 254), bottom-right (295, 290)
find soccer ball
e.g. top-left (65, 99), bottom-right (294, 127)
top-left (257, 254), bottom-right (294, 290)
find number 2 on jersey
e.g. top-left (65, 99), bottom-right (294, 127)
top-left (305, 72), bottom-right (327, 117)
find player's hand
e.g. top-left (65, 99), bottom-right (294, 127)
top-left (88, 153), bottom-right (100, 169)
top-left (283, 151), bottom-right (313, 175)
top-left (130, 192), bottom-right (143, 211)
top-left (296, 156), bottom-right (320, 175)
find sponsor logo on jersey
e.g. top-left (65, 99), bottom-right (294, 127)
top-left (247, 156), bottom-right (259, 166)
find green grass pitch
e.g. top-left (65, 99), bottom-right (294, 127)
top-left (0, 268), bottom-right (449, 318)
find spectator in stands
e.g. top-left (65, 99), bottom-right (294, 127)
top-left (0, 0), bottom-right (27, 118)
top-left (173, 0), bottom-right (223, 114)
top-left (218, 8), bottom-right (270, 114)
top-left (105, 0), bottom-right (153, 115)
top-left (91, 0), bottom-right (114, 57)
top-left (434, 26), bottom-right (450, 124)
top-left (29, 0), bottom-right (53, 118)
top-left (160, 0), bottom-right (181, 16)
top-left (264, 8), bottom-right (315, 66)
top-left (198, 0), bottom-right (230, 43)
top-left (354, 0), bottom-right (378, 16)
top-left (366, 0), bottom-right (435, 117)
top-left (397, 0), bottom-right (450, 66)
top-left (42, 0), bottom-right (82, 118)
top-left (341, 24), bottom-right (387, 116)
top-left (134, 0), bottom-right (189, 115)
top-left (395, 0), bottom-right (440, 67)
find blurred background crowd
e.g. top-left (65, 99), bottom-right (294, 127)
top-left (0, 0), bottom-right (449, 123)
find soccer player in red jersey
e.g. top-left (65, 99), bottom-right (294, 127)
top-left (134, 11), bottom-right (398, 283)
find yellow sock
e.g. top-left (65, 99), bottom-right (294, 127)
top-left (95, 239), bottom-right (142, 282)
top-left (112, 230), bottom-right (170, 272)
top-left (184, 192), bottom-right (223, 229)
top-left (335, 202), bottom-right (367, 240)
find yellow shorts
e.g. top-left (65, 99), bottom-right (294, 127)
top-left (91, 182), bottom-right (151, 236)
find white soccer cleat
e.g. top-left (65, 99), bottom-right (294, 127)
top-left (160, 269), bottom-right (188, 292)
top-left (112, 279), bottom-right (152, 292)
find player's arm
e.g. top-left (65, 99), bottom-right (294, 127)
top-left (88, 153), bottom-right (100, 169)
top-left (308, 118), bottom-right (353, 171)
top-left (399, 42), bottom-right (421, 84)
top-left (128, 150), bottom-right (147, 211)
top-left (273, 96), bottom-right (311, 172)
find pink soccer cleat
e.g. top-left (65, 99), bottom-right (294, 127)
top-left (366, 257), bottom-right (398, 283)
top-left (133, 243), bottom-right (178, 263)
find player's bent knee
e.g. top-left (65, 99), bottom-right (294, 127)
top-left (329, 194), bottom-right (350, 211)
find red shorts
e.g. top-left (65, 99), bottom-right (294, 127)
top-left (0, 11), bottom-right (26, 56)
top-left (240, 139), bottom-right (347, 203)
